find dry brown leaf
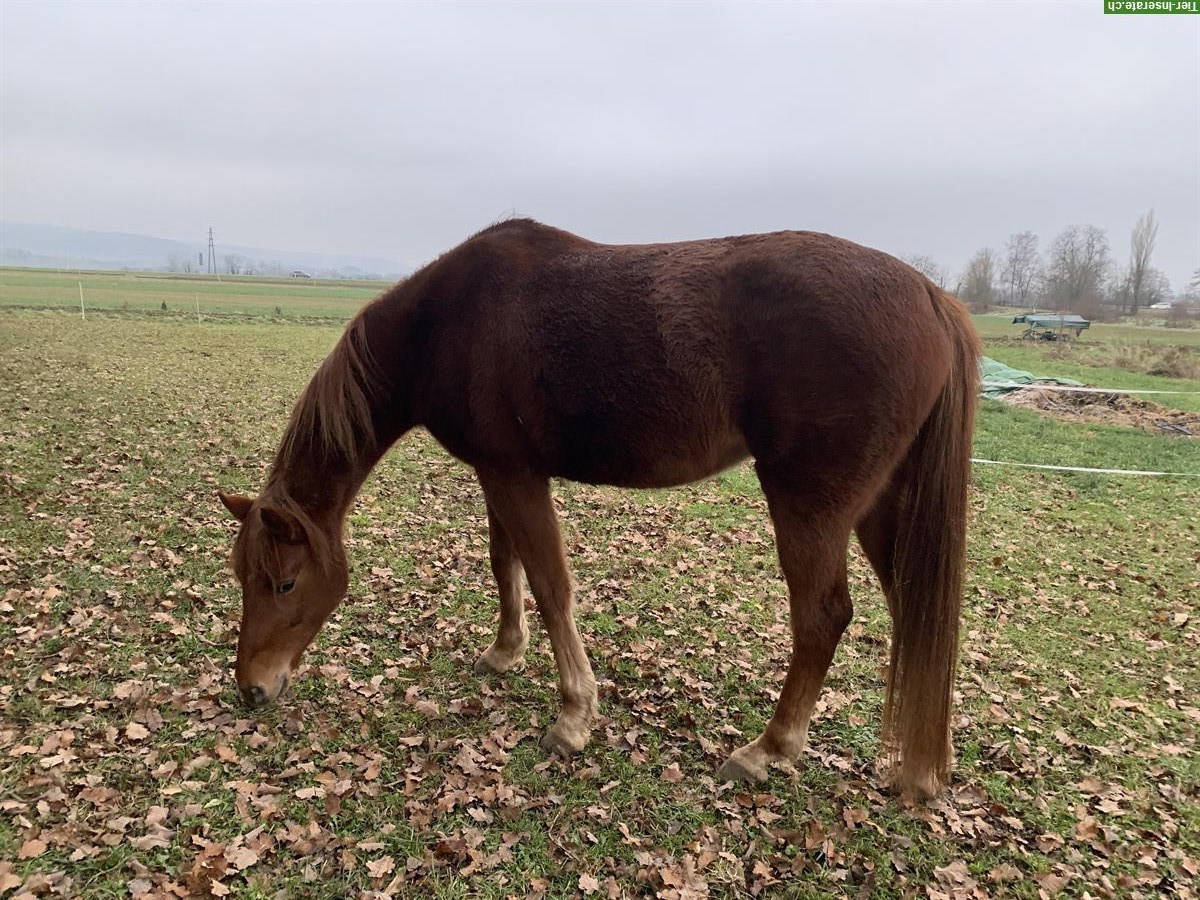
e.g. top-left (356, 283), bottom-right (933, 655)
top-left (0, 861), bottom-right (22, 892)
top-left (1035, 872), bottom-right (1070, 894)
top-left (367, 856), bottom-right (395, 879)
top-left (18, 838), bottom-right (47, 859)
top-left (933, 859), bottom-right (975, 888)
top-left (988, 863), bottom-right (1022, 883)
top-left (1074, 816), bottom-right (1100, 841)
top-left (145, 805), bottom-right (169, 827)
top-left (225, 846), bottom-right (259, 871)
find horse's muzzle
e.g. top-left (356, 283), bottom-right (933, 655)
top-left (240, 683), bottom-right (270, 708)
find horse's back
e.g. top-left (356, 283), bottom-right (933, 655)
top-left (414, 222), bottom-right (962, 490)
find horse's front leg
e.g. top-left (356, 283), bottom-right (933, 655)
top-left (476, 468), bottom-right (598, 755)
top-left (474, 500), bottom-right (530, 673)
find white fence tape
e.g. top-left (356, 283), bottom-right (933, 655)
top-left (985, 382), bottom-right (1200, 395)
top-left (971, 458), bottom-right (1200, 478)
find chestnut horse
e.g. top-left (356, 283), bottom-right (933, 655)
top-left (220, 219), bottom-right (979, 797)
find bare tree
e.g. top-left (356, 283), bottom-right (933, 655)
top-left (900, 253), bottom-right (948, 288)
top-left (1042, 225), bottom-right (1111, 315)
top-left (1001, 231), bottom-right (1039, 307)
top-left (166, 254), bottom-right (195, 274)
top-left (1123, 209), bottom-right (1159, 314)
top-left (223, 254), bottom-right (244, 275)
top-left (1181, 267), bottom-right (1200, 305)
top-left (959, 248), bottom-right (997, 311)
top-left (1144, 270), bottom-right (1171, 307)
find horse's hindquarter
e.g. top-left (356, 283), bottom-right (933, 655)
top-left (718, 233), bottom-right (954, 486)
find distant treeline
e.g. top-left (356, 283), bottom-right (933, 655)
top-left (166, 253), bottom-right (388, 281)
top-left (902, 210), bottom-right (1198, 320)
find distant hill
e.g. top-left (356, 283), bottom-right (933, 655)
top-left (0, 222), bottom-right (410, 280)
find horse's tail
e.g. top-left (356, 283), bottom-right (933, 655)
top-left (883, 290), bottom-right (980, 798)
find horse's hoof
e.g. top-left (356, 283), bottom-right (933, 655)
top-left (473, 641), bottom-right (526, 675)
top-left (541, 721), bottom-right (590, 757)
top-left (718, 751), bottom-right (769, 783)
top-left (893, 767), bottom-right (943, 803)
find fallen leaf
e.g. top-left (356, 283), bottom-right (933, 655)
top-left (367, 856), bottom-right (395, 879)
top-left (18, 838), bottom-right (47, 859)
top-left (225, 846), bottom-right (259, 871)
top-left (0, 861), bottom-right (21, 893)
top-left (988, 863), bottom-right (1022, 883)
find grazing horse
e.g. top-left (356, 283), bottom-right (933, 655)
top-left (220, 219), bottom-right (979, 798)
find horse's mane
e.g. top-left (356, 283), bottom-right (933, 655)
top-left (251, 311), bottom-right (382, 576)
top-left (470, 214), bottom-right (542, 238)
top-left (276, 309), bottom-right (379, 472)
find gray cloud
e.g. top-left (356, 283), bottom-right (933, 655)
top-left (3, 1), bottom-right (1196, 287)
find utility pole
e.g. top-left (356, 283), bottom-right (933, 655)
top-left (207, 227), bottom-right (216, 275)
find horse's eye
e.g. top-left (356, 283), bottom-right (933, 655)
top-left (277, 580), bottom-right (296, 595)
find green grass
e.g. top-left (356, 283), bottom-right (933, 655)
top-left (1, 308), bottom-right (1197, 898)
top-left (972, 312), bottom-right (1200, 346)
top-left (974, 401), bottom-right (1200, 470)
top-left (0, 266), bottom-right (387, 319)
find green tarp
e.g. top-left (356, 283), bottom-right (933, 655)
top-left (979, 356), bottom-right (1083, 399)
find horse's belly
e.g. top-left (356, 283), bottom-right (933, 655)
top-left (556, 419), bottom-right (750, 489)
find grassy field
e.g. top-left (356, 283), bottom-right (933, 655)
top-left (971, 313), bottom-right (1200, 347)
top-left (0, 267), bottom-right (387, 320)
top-left (974, 313), bottom-right (1200, 415)
top-left (0, 302), bottom-right (1197, 899)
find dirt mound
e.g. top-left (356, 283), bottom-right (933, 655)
top-left (1001, 386), bottom-right (1199, 437)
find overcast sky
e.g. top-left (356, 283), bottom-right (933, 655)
top-left (3, 1), bottom-right (1197, 288)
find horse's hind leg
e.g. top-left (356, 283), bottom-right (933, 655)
top-left (476, 469), bottom-right (598, 756)
top-left (719, 475), bottom-right (855, 782)
top-left (855, 479), bottom-right (900, 616)
top-left (474, 500), bottom-right (530, 674)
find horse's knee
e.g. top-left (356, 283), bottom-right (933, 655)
top-left (826, 590), bottom-right (853, 633)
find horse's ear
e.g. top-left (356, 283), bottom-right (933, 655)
top-left (260, 505), bottom-right (306, 544)
top-left (219, 491), bottom-right (254, 522)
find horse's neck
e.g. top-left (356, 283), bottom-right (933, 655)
top-left (268, 444), bottom-right (377, 524)
top-left (269, 270), bottom-right (431, 523)
top-left (270, 320), bottom-right (413, 520)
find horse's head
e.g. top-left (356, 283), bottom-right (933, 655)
top-left (219, 490), bottom-right (348, 707)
